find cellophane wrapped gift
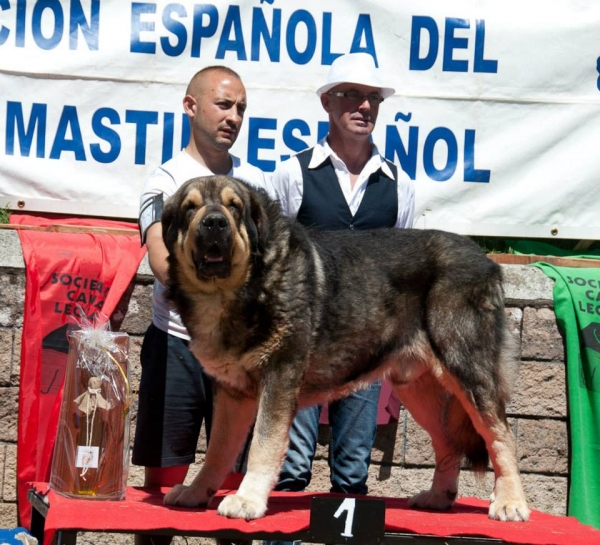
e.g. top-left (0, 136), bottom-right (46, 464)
top-left (50, 315), bottom-right (132, 500)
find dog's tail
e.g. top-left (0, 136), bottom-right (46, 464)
top-left (444, 395), bottom-right (489, 473)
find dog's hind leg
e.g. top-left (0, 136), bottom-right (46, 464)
top-left (164, 385), bottom-right (258, 508)
top-left (425, 272), bottom-right (529, 521)
top-left (430, 335), bottom-right (529, 520)
top-left (442, 375), bottom-right (530, 522)
top-left (394, 371), bottom-right (463, 511)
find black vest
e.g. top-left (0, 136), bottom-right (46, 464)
top-left (295, 148), bottom-right (398, 231)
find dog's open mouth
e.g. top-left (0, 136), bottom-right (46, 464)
top-left (205, 245), bottom-right (225, 263)
top-left (194, 244), bottom-right (231, 279)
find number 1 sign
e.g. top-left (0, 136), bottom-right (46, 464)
top-left (309, 497), bottom-right (386, 544)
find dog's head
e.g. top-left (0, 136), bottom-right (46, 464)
top-left (162, 175), bottom-right (269, 291)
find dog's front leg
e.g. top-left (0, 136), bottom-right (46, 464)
top-left (217, 374), bottom-right (298, 520)
top-left (164, 385), bottom-right (257, 508)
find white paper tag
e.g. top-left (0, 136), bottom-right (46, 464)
top-left (76, 446), bottom-right (100, 469)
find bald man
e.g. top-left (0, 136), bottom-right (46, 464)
top-left (133, 66), bottom-right (269, 545)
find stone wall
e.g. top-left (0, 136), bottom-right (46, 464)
top-left (0, 230), bottom-right (566, 542)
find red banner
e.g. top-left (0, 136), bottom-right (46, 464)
top-left (12, 214), bottom-right (147, 527)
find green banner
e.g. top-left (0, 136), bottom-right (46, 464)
top-left (514, 241), bottom-right (600, 260)
top-left (534, 263), bottom-right (600, 529)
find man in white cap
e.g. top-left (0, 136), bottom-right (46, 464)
top-left (270, 52), bottom-right (415, 513)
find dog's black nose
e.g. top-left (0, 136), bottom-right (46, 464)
top-left (202, 213), bottom-right (229, 230)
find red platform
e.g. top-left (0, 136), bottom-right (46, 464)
top-left (29, 477), bottom-right (600, 545)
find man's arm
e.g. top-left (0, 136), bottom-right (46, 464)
top-left (145, 222), bottom-right (169, 286)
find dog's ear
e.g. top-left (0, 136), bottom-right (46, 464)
top-left (246, 188), bottom-right (270, 254)
top-left (161, 195), bottom-right (179, 253)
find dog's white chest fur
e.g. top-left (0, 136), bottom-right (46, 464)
top-left (184, 295), bottom-right (255, 392)
top-left (189, 337), bottom-right (255, 392)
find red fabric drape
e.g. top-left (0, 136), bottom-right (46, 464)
top-left (30, 477), bottom-right (600, 545)
top-left (12, 215), bottom-right (146, 528)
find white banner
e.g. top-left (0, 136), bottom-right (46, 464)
top-left (1, 0), bottom-right (599, 238)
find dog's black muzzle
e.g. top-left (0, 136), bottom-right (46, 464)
top-left (193, 211), bottom-right (233, 279)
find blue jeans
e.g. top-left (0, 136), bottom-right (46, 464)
top-left (275, 381), bottom-right (381, 495)
top-left (264, 383), bottom-right (381, 545)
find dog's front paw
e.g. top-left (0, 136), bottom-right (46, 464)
top-left (409, 489), bottom-right (455, 511)
top-left (164, 484), bottom-right (209, 507)
top-left (217, 493), bottom-right (267, 520)
top-left (489, 490), bottom-right (530, 522)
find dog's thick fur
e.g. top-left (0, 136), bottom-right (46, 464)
top-left (160, 175), bottom-right (530, 522)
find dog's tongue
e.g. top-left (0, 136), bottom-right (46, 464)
top-left (205, 246), bottom-right (224, 263)
top-left (205, 254), bottom-right (224, 263)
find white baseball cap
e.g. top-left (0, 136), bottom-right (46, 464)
top-left (316, 52), bottom-right (395, 99)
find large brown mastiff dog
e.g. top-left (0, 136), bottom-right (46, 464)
top-left (159, 175), bottom-right (529, 523)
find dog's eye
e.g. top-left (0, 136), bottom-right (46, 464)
top-left (184, 205), bottom-right (196, 221)
top-left (228, 203), bottom-right (240, 215)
